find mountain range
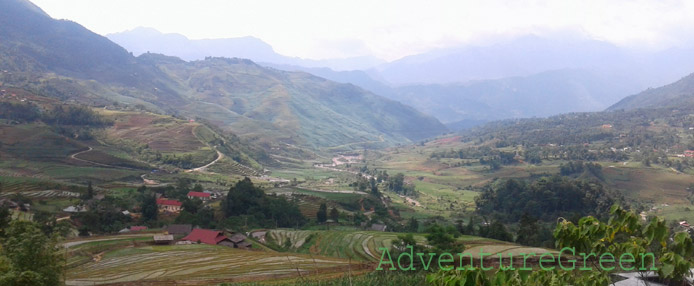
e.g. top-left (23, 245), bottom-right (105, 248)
top-left (108, 28), bottom-right (694, 127)
top-left (0, 0), bottom-right (446, 150)
top-left (107, 27), bottom-right (384, 71)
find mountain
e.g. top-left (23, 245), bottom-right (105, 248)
top-left (270, 64), bottom-right (639, 124)
top-left (107, 27), bottom-right (384, 71)
top-left (0, 0), bottom-right (445, 149)
top-left (371, 35), bottom-right (694, 87)
top-left (608, 72), bottom-right (694, 110)
top-left (390, 69), bottom-right (638, 123)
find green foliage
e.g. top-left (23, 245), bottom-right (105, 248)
top-left (0, 206), bottom-right (9, 237)
top-left (554, 205), bottom-right (694, 284)
top-left (0, 101), bottom-right (40, 122)
top-left (0, 221), bottom-right (64, 286)
top-left (223, 271), bottom-right (426, 286)
top-left (475, 175), bottom-right (616, 223)
top-left (139, 190), bottom-right (158, 222)
top-left (222, 177), bottom-right (305, 228)
top-left (427, 205), bottom-right (694, 285)
top-left (426, 224), bottom-right (464, 254)
top-left (73, 198), bottom-right (132, 233)
top-left (514, 213), bottom-right (552, 247)
top-left (386, 173), bottom-right (416, 196)
top-left (329, 206), bottom-right (339, 223)
top-left (559, 161), bottom-right (604, 180)
top-left (317, 203), bottom-right (327, 223)
top-left (426, 268), bottom-right (610, 286)
top-left (43, 105), bottom-right (112, 126)
top-left (478, 221), bottom-right (513, 242)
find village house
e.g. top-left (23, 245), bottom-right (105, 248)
top-left (181, 228), bottom-right (235, 247)
top-left (153, 234), bottom-right (174, 245)
top-left (165, 224), bottom-right (193, 236)
top-left (62, 205), bottom-right (87, 213)
top-left (156, 198), bottom-right (182, 213)
top-left (371, 223), bottom-right (388, 232)
top-left (186, 191), bottom-right (211, 201)
top-left (229, 233), bottom-right (252, 249)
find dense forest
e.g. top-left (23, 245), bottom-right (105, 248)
top-left (474, 175), bottom-right (619, 223)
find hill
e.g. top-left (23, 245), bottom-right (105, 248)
top-left (608, 72), bottom-right (694, 110)
top-left (0, 0), bottom-right (445, 149)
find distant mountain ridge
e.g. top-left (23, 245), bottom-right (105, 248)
top-left (0, 0), bottom-right (445, 149)
top-left (107, 27), bottom-right (385, 71)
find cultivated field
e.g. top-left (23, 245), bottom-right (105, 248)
top-left (65, 238), bottom-right (363, 286)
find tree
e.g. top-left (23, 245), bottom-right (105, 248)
top-left (0, 221), bottom-right (64, 285)
top-left (222, 178), bottom-right (305, 228)
top-left (515, 213), bottom-right (540, 246)
top-left (0, 206), bottom-right (10, 238)
top-left (407, 217), bottom-right (419, 233)
top-left (317, 203), bottom-right (327, 223)
top-left (181, 198), bottom-right (202, 214)
top-left (426, 224), bottom-right (463, 254)
top-left (140, 192), bottom-right (158, 222)
top-left (465, 216), bottom-right (476, 235)
top-left (82, 181), bottom-right (94, 200)
top-left (329, 207), bottom-right (339, 223)
top-left (369, 177), bottom-right (379, 195)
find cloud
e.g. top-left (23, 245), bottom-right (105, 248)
top-left (30, 0), bottom-right (694, 61)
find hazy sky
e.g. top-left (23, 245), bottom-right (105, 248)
top-left (30, 0), bottom-right (694, 61)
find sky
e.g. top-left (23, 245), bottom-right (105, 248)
top-left (30, 0), bottom-right (694, 61)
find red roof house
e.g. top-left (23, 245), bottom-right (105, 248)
top-left (187, 191), bottom-right (211, 201)
top-left (130, 226), bottom-right (148, 232)
top-left (181, 229), bottom-right (234, 247)
top-left (156, 198), bottom-right (182, 213)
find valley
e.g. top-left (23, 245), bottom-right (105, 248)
top-left (3, 0), bottom-right (694, 285)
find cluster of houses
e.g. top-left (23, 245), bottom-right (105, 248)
top-left (676, 150), bottom-right (694, 158)
top-left (147, 224), bottom-right (252, 249)
top-left (0, 198), bottom-right (30, 212)
top-left (154, 191), bottom-right (215, 213)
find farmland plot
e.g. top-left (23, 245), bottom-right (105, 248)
top-left (66, 244), bottom-right (361, 285)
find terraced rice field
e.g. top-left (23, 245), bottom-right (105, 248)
top-left (266, 230), bottom-right (554, 262)
top-left (66, 244), bottom-right (361, 285)
top-left (267, 230), bottom-right (427, 261)
top-left (0, 189), bottom-right (80, 198)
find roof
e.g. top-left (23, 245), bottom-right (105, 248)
top-left (166, 224), bottom-right (193, 235)
top-left (371, 224), bottom-right (387, 232)
top-left (229, 234), bottom-right (247, 244)
top-left (130, 226), bottom-right (148, 231)
top-left (236, 241), bottom-right (252, 248)
top-left (181, 228), bottom-right (230, 245)
top-left (187, 191), bottom-right (211, 198)
top-left (153, 234), bottom-right (174, 241)
top-left (157, 198), bottom-right (182, 207)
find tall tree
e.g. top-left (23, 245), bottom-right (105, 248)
top-left (317, 203), bottom-right (327, 223)
top-left (83, 181), bottom-right (94, 200)
top-left (0, 221), bottom-right (64, 285)
top-left (407, 217), bottom-right (419, 233)
top-left (515, 213), bottom-right (540, 246)
top-left (140, 192), bottom-right (158, 222)
top-left (329, 207), bottom-right (339, 223)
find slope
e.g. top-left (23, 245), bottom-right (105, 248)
top-left (0, 0), bottom-right (446, 149)
top-left (608, 72), bottom-right (694, 110)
